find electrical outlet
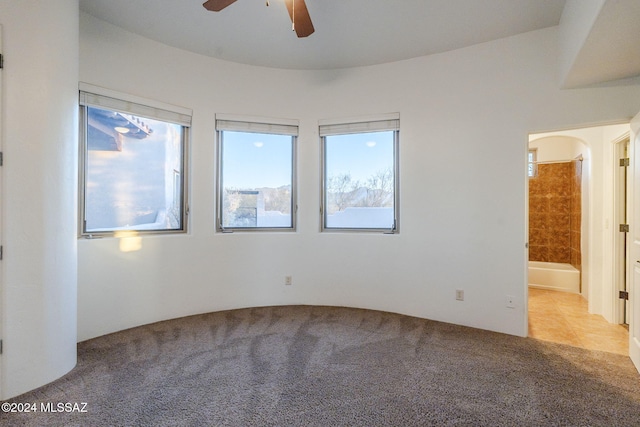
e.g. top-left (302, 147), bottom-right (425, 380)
top-left (506, 295), bottom-right (515, 308)
top-left (285, 276), bottom-right (292, 286)
top-left (455, 289), bottom-right (464, 301)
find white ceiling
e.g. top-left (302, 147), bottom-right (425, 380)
top-left (79, 0), bottom-right (567, 70)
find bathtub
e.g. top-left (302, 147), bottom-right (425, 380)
top-left (528, 261), bottom-right (580, 293)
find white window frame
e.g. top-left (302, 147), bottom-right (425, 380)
top-left (216, 114), bottom-right (298, 232)
top-left (320, 113), bottom-right (400, 233)
top-left (78, 83), bottom-right (191, 237)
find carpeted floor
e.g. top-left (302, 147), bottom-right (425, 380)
top-left (2, 305), bottom-right (639, 426)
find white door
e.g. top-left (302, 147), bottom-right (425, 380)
top-left (629, 111), bottom-right (640, 372)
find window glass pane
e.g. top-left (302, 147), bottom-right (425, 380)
top-left (220, 131), bottom-right (294, 229)
top-left (84, 106), bottom-right (184, 233)
top-left (324, 130), bottom-right (396, 229)
top-left (528, 149), bottom-right (537, 178)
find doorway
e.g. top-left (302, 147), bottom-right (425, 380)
top-left (527, 124), bottom-right (631, 354)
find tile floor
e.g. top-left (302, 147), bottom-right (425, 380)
top-left (528, 287), bottom-right (629, 355)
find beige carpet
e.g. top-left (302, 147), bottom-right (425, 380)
top-left (2, 305), bottom-right (639, 426)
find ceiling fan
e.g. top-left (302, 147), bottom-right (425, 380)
top-left (203, 0), bottom-right (315, 38)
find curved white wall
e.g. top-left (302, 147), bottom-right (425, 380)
top-left (0, 1), bottom-right (79, 399)
top-left (77, 13), bottom-right (640, 343)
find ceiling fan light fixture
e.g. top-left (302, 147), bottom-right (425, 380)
top-left (203, 0), bottom-right (314, 38)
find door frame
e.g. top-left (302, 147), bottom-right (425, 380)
top-left (628, 111), bottom-right (640, 372)
top-left (613, 134), bottom-right (631, 325)
top-left (0, 24), bottom-right (4, 398)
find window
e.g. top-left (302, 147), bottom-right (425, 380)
top-left (528, 148), bottom-right (538, 178)
top-left (320, 115), bottom-right (400, 232)
top-left (79, 85), bottom-right (191, 236)
top-left (216, 116), bottom-right (297, 231)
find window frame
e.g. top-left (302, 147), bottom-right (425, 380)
top-left (319, 114), bottom-right (400, 233)
top-left (78, 84), bottom-right (191, 238)
top-left (215, 115), bottom-right (298, 233)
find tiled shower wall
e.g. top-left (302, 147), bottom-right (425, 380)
top-left (529, 161), bottom-right (581, 269)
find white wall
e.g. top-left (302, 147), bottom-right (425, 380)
top-left (0, 1), bottom-right (78, 399)
top-left (77, 13), bottom-right (640, 342)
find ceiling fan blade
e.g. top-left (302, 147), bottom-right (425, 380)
top-left (203, 0), bottom-right (238, 12)
top-left (285, 0), bottom-right (314, 38)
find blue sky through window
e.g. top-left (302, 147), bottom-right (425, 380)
top-left (221, 130), bottom-right (394, 190)
top-left (325, 131), bottom-right (394, 183)
top-left (222, 131), bottom-right (293, 189)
